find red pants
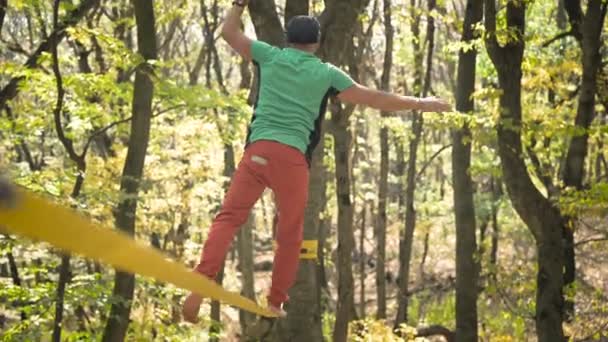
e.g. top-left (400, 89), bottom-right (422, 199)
top-left (195, 140), bottom-right (309, 307)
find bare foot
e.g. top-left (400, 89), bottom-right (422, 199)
top-left (182, 293), bottom-right (203, 323)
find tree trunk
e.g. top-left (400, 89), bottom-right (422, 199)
top-left (375, 0), bottom-right (393, 320)
top-left (237, 215), bottom-right (256, 331)
top-left (285, 0), bottom-right (309, 25)
top-left (332, 109), bottom-right (358, 342)
top-left (102, 1), bottom-right (157, 341)
top-left (489, 177), bottom-right (501, 279)
top-left (394, 116), bottom-right (422, 328)
top-left (6, 248), bottom-right (27, 321)
top-left (0, 0), bottom-right (6, 33)
top-left (277, 139), bottom-right (326, 342)
top-left (376, 126), bottom-right (388, 319)
top-left (52, 254), bottom-right (71, 342)
top-left (395, 0), bottom-right (434, 328)
top-left (319, 2), bottom-right (371, 341)
top-left (561, 0), bottom-right (607, 321)
top-left (49, 0), bottom-right (91, 336)
top-left (209, 143), bottom-right (237, 341)
top-left (359, 203), bottom-right (367, 317)
top-left (209, 264), bottom-right (224, 342)
top-left (484, 1), bottom-right (566, 340)
top-left (452, 0), bottom-right (482, 340)
top-left (248, 0), bottom-right (285, 47)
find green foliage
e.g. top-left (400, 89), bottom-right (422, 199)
top-left (1, 0), bottom-right (607, 340)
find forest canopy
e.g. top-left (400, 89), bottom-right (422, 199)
top-left (0, 0), bottom-right (607, 341)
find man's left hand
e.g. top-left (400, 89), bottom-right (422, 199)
top-left (420, 97), bottom-right (452, 113)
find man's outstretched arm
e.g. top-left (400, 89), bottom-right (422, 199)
top-left (337, 83), bottom-right (452, 113)
top-left (221, 1), bottom-right (253, 61)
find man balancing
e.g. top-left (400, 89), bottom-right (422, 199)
top-left (182, 0), bottom-right (451, 321)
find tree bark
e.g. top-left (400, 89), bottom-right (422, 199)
top-left (248, 0), bottom-right (285, 47)
top-left (331, 107), bottom-right (358, 342)
top-left (484, 1), bottom-right (566, 340)
top-left (561, 0), bottom-right (607, 321)
top-left (102, 1), bottom-right (157, 341)
top-left (49, 0), bottom-right (90, 337)
top-left (395, 0), bottom-right (434, 328)
top-left (322, 2), bottom-right (371, 340)
top-left (236, 58), bottom-right (257, 333)
top-left (277, 139), bottom-right (326, 342)
top-left (285, 0), bottom-right (309, 25)
top-left (209, 143), bottom-right (237, 342)
top-left (0, 0), bottom-right (6, 34)
top-left (376, 125), bottom-right (388, 319)
top-left (489, 177), bottom-right (501, 280)
top-left (451, 0), bottom-right (482, 340)
top-left (359, 203), bottom-right (367, 318)
top-left (375, 0), bottom-right (393, 320)
top-left (237, 215), bottom-right (256, 331)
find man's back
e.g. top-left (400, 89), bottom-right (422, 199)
top-left (248, 41), bottom-right (354, 156)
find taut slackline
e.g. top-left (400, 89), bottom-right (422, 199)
top-left (0, 179), bottom-right (278, 318)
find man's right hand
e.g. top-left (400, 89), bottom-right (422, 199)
top-left (419, 97), bottom-right (452, 113)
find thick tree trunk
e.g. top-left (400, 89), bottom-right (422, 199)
top-left (285, 0), bottom-right (309, 24)
top-left (325, 2), bottom-right (372, 339)
top-left (102, 1), bottom-right (157, 341)
top-left (244, 2), bottom-right (328, 341)
top-left (451, 0), bottom-right (482, 340)
top-left (332, 109), bottom-right (357, 342)
top-left (248, 0), bottom-right (285, 47)
top-left (277, 140), bottom-right (326, 342)
top-left (497, 58), bottom-right (566, 342)
top-left (485, 1), bottom-right (566, 340)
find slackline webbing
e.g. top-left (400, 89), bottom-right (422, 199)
top-left (0, 183), bottom-right (277, 318)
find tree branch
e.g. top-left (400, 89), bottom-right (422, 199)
top-left (51, 0), bottom-right (83, 169)
top-left (541, 30), bottom-right (575, 47)
top-left (416, 144), bottom-right (452, 180)
top-left (526, 132), bottom-right (554, 193)
top-left (416, 325), bottom-right (455, 342)
top-left (82, 104), bottom-right (185, 156)
top-left (483, 0), bottom-right (500, 55)
top-left (574, 236), bottom-right (608, 247)
top-left (0, 0), bottom-right (100, 111)
top-left (563, 0), bottom-right (583, 40)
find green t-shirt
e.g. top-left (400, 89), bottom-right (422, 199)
top-left (248, 40), bottom-right (355, 158)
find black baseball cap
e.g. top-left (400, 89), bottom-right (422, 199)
top-left (286, 16), bottom-right (321, 44)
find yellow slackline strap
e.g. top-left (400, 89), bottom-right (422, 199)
top-left (0, 185), bottom-right (277, 318)
top-left (272, 240), bottom-right (318, 260)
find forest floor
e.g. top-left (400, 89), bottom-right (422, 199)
top-left (198, 212), bottom-right (608, 342)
